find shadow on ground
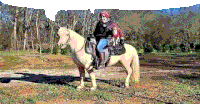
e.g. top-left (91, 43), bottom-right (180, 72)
top-left (0, 72), bottom-right (126, 88)
top-left (0, 71), bottom-right (199, 103)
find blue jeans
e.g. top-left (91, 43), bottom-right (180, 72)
top-left (97, 39), bottom-right (109, 53)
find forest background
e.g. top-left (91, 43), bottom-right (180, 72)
top-left (1, 2), bottom-right (200, 54)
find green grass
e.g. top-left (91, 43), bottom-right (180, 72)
top-left (0, 50), bottom-right (200, 103)
top-left (157, 78), bottom-right (200, 103)
top-left (0, 50), bottom-right (32, 56)
top-left (0, 55), bottom-right (26, 70)
top-left (0, 81), bottom-right (117, 103)
top-left (138, 49), bottom-right (144, 54)
top-left (0, 77), bottom-right (134, 103)
top-left (147, 51), bottom-right (200, 57)
top-left (0, 77), bottom-right (199, 103)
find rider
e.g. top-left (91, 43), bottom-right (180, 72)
top-left (92, 10), bottom-right (118, 69)
top-left (108, 23), bottom-right (125, 46)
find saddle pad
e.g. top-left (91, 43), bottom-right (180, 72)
top-left (85, 40), bottom-right (95, 54)
top-left (85, 39), bottom-right (126, 56)
top-left (110, 44), bottom-right (126, 55)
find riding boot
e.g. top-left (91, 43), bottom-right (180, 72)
top-left (98, 52), bottom-right (105, 70)
top-left (91, 45), bottom-right (97, 69)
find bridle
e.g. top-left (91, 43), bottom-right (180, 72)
top-left (65, 30), bottom-right (71, 45)
top-left (61, 29), bottom-right (86, 53)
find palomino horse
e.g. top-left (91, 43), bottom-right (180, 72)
top-left (58, 27), bottom-right (140, 91)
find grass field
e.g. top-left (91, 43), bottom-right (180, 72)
top-left (0, 50), bottom-right (199, 103)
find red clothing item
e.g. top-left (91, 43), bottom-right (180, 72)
top-left (113, 29), bottom-right (124, 38)
top-left (109, 23), bottom-right (124, 38)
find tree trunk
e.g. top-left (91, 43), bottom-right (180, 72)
top-left (44, 29), bottom-right (46, 43)
top-left (50, 24), bottom-right (54, 54)
top-left (10, 7), bottom-right (18, 51)
top-left (82, 11), bottom-right (86, 36)
top-left (17, 41), bottom-right (19, 56)
top-left (10, 29), bottom-right (13, 52)
top-left (31, 27), bottom-right (34, 52)
top-left (32, 38), bottom-right (34, 51)
top-left (23, 30), bottom-right (27, 50)
top-left (13, 17), bottom-right (17, 51)
top-left (36, 11), bottom-right (40, 53)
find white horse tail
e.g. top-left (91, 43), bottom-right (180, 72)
top-left (131, 51), bottom-right (140, 83)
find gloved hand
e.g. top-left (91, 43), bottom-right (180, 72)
top-left (116, 37), bottom-right (120, 44)
top-left (107, 36), bottom-right (112, 43)
top-left (120, 37), bottom-right (125, 45)
top-left (87, 37), bottom-right (90, 41)
top-left (90, 38), bottom-right (96, 44)
top-left (89, 34), bottom-right (95, 38)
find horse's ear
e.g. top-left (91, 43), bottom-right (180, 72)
top-left (56, 22), bottom-right (61, 28)
top-left (66, 24), bottom-right (72, 30)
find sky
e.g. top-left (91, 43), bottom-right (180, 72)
top-left (0, 1), bottom-right (200, 21)
top-left (151, 5), bottom-right (200, 17)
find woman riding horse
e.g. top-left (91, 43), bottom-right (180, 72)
top-left (57, 21), bottom-right (140, 91)
top-left (92, 10), bottom-right (124, 69)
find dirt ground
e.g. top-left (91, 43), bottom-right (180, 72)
top-left (0, 52), bottom-right (200, 103)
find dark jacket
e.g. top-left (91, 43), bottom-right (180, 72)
top-left (93, 21), bottom-right (113, 42)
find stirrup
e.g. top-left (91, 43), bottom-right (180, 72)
top-left (90, 57), bottom-right (99, 69)
top-left (97, 61), bottom-right (105, 70)
top-left (98, 65), bottom-right (105, 70)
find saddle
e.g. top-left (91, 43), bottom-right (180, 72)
top-left (85, 37), bottom-right (126, 56)
top-left (85, 37), bottom-right (126, 68)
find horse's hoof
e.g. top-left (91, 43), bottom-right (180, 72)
top-left (125, 86), bottom-right (130, 90)
top-left (77, 86), bottom-right (84, 91)
top-left (87, 67), bottom-right (94, 73)
top-left (90, 87), bottom-right (96, 91)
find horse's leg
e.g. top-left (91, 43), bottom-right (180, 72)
top-left (121, 59), bottom-right (132, 88)
top-left (90, 71), bottom-right (97, 91)
top-left (77, 65), bottom-right (85, 90)
top-left (86, 69), bottom-right (97, 91)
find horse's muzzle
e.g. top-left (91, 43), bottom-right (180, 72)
top-left (58, 43), bottom-right (63, 48)
top-left (58, 43), bottom-right (67, 49)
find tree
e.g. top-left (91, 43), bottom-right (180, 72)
top-left (118, 11), bottom-right (142, 35)
top-left (80, 10), bottom-right (93, 37)
top-left (35, 10), bottom-right (41, 54)
top-left (4, 5), bottom-right (18, 51)
top-left (49, 20), bottom-right (55, 54)
top-left (23, 7), bottom-right (34, 52)
top-left (186, 13), bottom-right (200, 50)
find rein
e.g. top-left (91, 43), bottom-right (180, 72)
top-left (64, 30), bottom-right (86, 53)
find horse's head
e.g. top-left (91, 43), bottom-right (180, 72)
top-left (58, 27), bottom-right (70, 49)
